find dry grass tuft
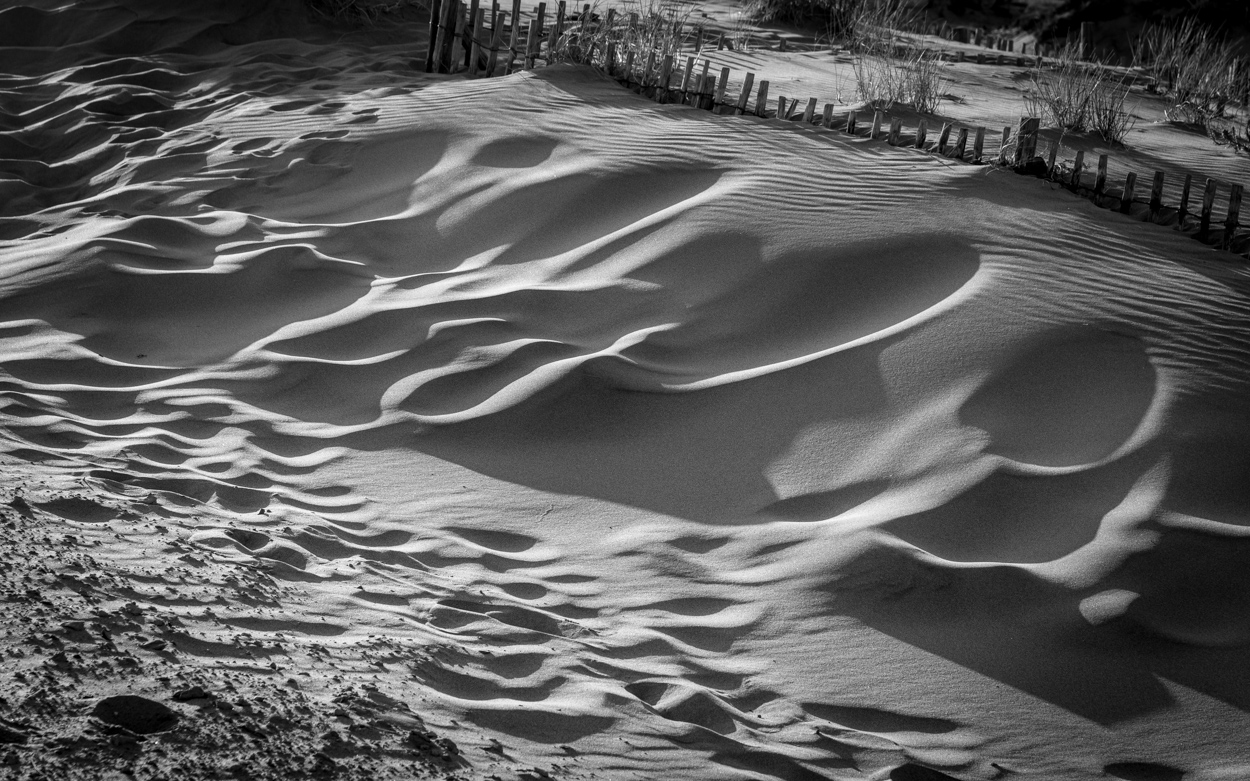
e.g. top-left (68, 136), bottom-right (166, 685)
top-left (1023, 43), bottom-right (1136, 145)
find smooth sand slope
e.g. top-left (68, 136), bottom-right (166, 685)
top-left (2, 3), bottom-right (1250, 780)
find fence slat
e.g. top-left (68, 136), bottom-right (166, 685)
top-left (425, 0), bottom-right (444, 72)
top-left (996, 126), bottom-right (1010, 164)
top-left (1014, 117), bottom-right (1040, 166)
top-left (1094, 154), bottom-right (1109, 198)
top-left (871, 110), bottom-right (884, 140)
top-left (1120, 171), bottom-right (1137, 214)
top-left (1071, 150), bottom-right (1084, 188)
top-left (953, 127), bottom-right (968, 159)
top-left (888, 116), bottom-right (902, 145)
top-left (1177, 173), bottom-right (1193, 227)
top-left (736, 72), bottom-right (755, 115)
top-left (822, 102), bottom-right (834, 128)
top-left (1224, 183), bottom-right (1242, 249)
top-left (845, 111), bottom-right (857, 134)
top-left (679, 55), bottom-right (695, 102)
top-left (1200, 178), bottom-right (1217, 239)
top-left (1046, 142), bottom-right (1058, 178)
top-left (803, 97), bottom-right (817, 124)
top-left (755, 80), bottom-right (770, 117)
top-left (937, 123), bottom-right (952, 155)
top-left (1149, 171), bottom-right (1164, 215)
top-left (972, 127), bottom-right (985, 163)
top-left (916, 118), bottom-right (928, 149)
top-left (716, 67), bottom-right (730, 109)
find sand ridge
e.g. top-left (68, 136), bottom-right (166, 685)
top-left (3, 2), bottom-right (1250, 779)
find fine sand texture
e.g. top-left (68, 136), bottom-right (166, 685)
top-left (3, 3), bottom-right (1250, 781)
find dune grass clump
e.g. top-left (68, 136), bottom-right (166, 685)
top-left (1023, 43), bottom-right (1136, 145)
top-left (852, 45), bottom-right (946, 113)
top-left (550, 0), bottom-right (693, 68)
top-left (1133, 17), bottom-right (1247, 131)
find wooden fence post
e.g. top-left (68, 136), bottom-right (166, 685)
top-left (777, 96), bottom-right (789, 120)
top-left (953, 127), bottom-right (968, 159)
top-left (1046, 143), bottom-right (1058, 178)
top-left (822, 103), bottom-right (834, 127)
top-left (1014, 117), bottom-right (1039, 166)
top-left (604, 41), bottom-right (617, 76)
top-left (972, 127), bottom-right (985, 162)
top-left (996, 125), bottom-right (1011, 164)
top-left (657, 54), bottom-right (673, 103)
top-left (642, 50), bottom-right (656, 88)
top-left (888, 116), bottom-right (902, 145)
top-left (1149, 171), bottom-right (1164, 217)
top-left (937, 122), bottom-right (952, 154)
top-left (485, 11), bottom-right (506, 75)
top-left (755, 80), bottom-right (769, 117)
top-left (436, 0), bottom-right (458, 72)
top-left (1224, 183), bottom-right (1242, 249)
top-left (1120, 171), bottom-right (1137, 214)
top-left (871, 110), bottom-right (883, 140)
top-left (916, 118), bottom-right (928, 148)
top-left (716, 67), bottom-right (730, 110)
top-left (845, 111), bottom-right (857, 134)
top-left (463, 0), bottom-right (479, 69)
top-left (1200, 178), bottom-right (1217, 239)
top-left (679, 55), bottom-right (695, 102)
top-left (468, 7), bottom-right (486, 76)
top-left (1094, 154), bottom-right (1108, 198)
top-left (1177, 173), bottom-right (1192, 227)
top-left (425, 0), bottom-right (444, 72)
top-left (736, 72), bottom-right (755, 115)
top-left (1071, 150), bottom-right (1084, 189)
top-left (803, 97), bottom-right (817, 124)
top-left (506, 0), bottom-right (522, 69)
top-left (548, 0), bottom-right (566, 52)
top-left (622, 49), bottom-right (635, 84)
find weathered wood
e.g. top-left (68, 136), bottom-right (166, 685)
top-left (972, 126), bottom-right (985, 162)
top-left (485, 11), bottom-right (507, 75)
top-left (802, 97), bottom-right (817, 124)
top-left (1071, 150), bottom-right (1085, 188)
top-left (822, 102), bottom-right (834, 128)
top-left (1224, 183), bottom-right (1242, 248)
top-left (736, 72), bottom-right (755, 115)
top-left (776, 96), bottom-right (788, 120)
top-left (716, 32), bottom-right (726, 51)
top-left (755, 80), bottom-right (769, 117)
top-left (1200, 177), bottom-right (1217, 238)
top-left (425, 0), bottom-right (444, 72)
top-left (915, 118), bottom-right (928, 148)
top-left (1120, 171), bottom-right (1136, 214)
top-left (657, 54), bottom-right (673, 102)
top-left (1014, 117), bottom-right (1040, 166)
top-left (694, 24), bottom-right (703, 55)
top-left (604, 41), bottom-right (617, 76)
top-left (1094, 154), bottom-right (1108, 197)
top-left (715, 67), bottom-right (730, 108)
top-left (464, 0), bottom-right (480, 69)
top-left (1177, 173), bottom-right (1193, 226)
top-left (622, 49), bottom-right (635, 84)
top-left (435, 0), bottom-right (458, 72)
top-left (953, 127), bottom-right (968, 159)
top-left (937, 122), bottom-right (952, 154)
top-left (679, 55), bottom-right (695, 102)
top-left (643, 50), bottom-right (656, 88)
top-left (1149, 171), bottom-right (1164, 215)
top-left (504, 0), bottom-right (522, 72)
top-left (468, 7), bottom-right (486, 76)
top-left (888, 116), bottom-right (902, 145)
top-left (548, 0), bottom-right (566, 52)
top-left (845, 111), bottom-right (857, 134)
top-left (1046, 142), bottom-right (1058, 177)
top-left (996, 125), bottom-right (1010, 164)
top-left (871, 110), bottom-right (883, 140)
top-left (696, 59), bottom-right (710, 105)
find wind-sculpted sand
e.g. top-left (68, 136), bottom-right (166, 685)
top-left (3, 3), bottom-right (1250, 780)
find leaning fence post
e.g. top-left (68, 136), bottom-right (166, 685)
top-left (1014, 117), bottom-right (1039, 166)
top-left (1200, 178), bottom-right (1217, 239)
top-left (1120, 172), bottom-right (1137, 214)
top-left (915, 118), bottom-right (928, 148)
top-left (871, 110), bottom-right (884, 140)
top-left (1224, 183), bottom-right (1242, 249)
top-left (755, 79), bottom-right (769, 117)
top-left (715, 67), bottom-right (730, 110)
top-left (657, 54), bottom-right (674, 102)
top-left (679, 55), bottom-right (695, 103)
top-left (425, 0), bottom-right (444, 72)
top-left (1177, 173), bottom-right (1192, 228)
top-left (937, 122), bottom-right (952, 154)
top-left (1148, 171), bottom-right (1164, 217)
top-left (736, 72), bottom-right (755, 115)
top-left (1071, 150), bottom-right (1084, 189)
top-left (972, 127), bottom-right (985, 162)
top-left (953, 127), bottom-right (968, 159)
top-left (1094, 154), bottom-right (1109, 199)
top-left (888, 117), bottom-right (902, 145)
top-left (996, 126), bottom-right (1011, 164)
top-left (802, 97), bottom-right (817, 124)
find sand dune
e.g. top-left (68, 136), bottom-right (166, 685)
top-left (3, 2), bottom-right (1250, 780)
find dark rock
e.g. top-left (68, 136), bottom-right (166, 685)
top-left (91, 695), bottom-right (180, 735)
top-left (173, 685), bottom-right (210, 701)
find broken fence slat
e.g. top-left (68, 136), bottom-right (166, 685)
top-left (937, 122), bottom-right (952, 155)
